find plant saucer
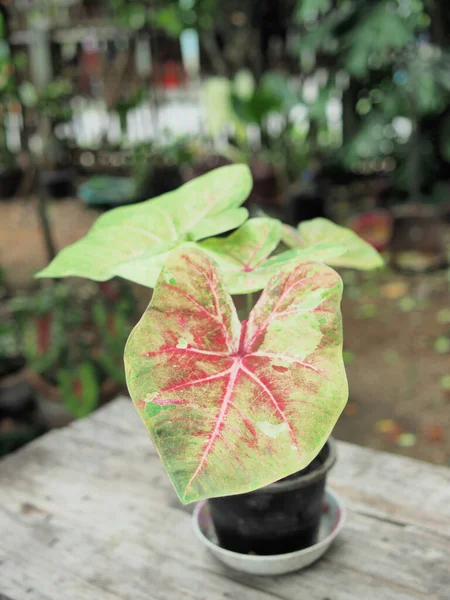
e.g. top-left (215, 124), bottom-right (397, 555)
top-left (193, 489), bottom-right (345, 576)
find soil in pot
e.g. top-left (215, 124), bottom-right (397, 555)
top-left (208, 439), bottom-right (336, 555)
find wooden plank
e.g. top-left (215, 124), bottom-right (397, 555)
top-left (1, 448), bottom-right (447, 600)
top-left (330, 441), bottom-right (450, 536)
top-left (0, 398), bottom-right (449, 600)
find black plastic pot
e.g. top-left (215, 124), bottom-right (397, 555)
top-left (40, 169), bottom-right (75, 198)
top-left (208, 439), bottom-right (336, 555)
top-left (0, 166), bottom-right (22, 198)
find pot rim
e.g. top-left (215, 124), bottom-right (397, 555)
top-left (251, 437), bottom-right (337, 495)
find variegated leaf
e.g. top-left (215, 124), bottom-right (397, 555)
top-left (36, 165), bottom-right (252, 285)
top-left (201, 218), bottom-right (349, 294)
top-left (125, 246), bottom-right (348, 503)
top-left (282, 224), bottom-right (303, 248)
top-left (200, 217), bottom-right (282, 294)
top-left (282, 218), bottom-right (384, 270)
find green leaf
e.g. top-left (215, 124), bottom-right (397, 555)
top-left (58, 362), bottom-right (100, 419)
top-left (153, 5), bottom-right (184, 37)
top-left (282, 224), bottom-right (303, 248)
top-left (200, 218), bottom-right (349, 294)
top-left (401, 49), bottom-right (450, 117)
top-left (125, 246), bottom-right (348, 503)
top-left (200, 218), bottom-right (282, 294)
top-left (296, 0), bottom-right (331, 23)
top-left (297, 3), bottom-right (353, 56)
top-left (260, 72), bottom-right (299, 112)
top-left (283, 219), bottom-right (384, 270)
top-left (36, 165), bottom-right (252, 287)
top-left (343, 2), bottom-right (417, 78)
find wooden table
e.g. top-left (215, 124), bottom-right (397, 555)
top-left (1, 398), bottom-right (449, 600)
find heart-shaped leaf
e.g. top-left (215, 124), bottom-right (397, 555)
top-left (200, 217), bottom-right (282, 294)
top-left (36, 165), bottom-right (252, 285)
top-left (282, 218), bottom-right (384, 270)
top-left (125, 246), bottom-right (348, 503)
top-left (282, 223), bottom-right (303, 248)
top-left (201, 217), bottom-right (349, 294)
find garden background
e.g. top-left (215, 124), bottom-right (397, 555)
top-left (1, 0), bottom-right (449, 464)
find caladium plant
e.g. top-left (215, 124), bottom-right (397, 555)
top-left (35, 165), bottom-right (353, 294)
top-left (37, 164), bottom-right (383, 504)
top-left (124, 245), bottom-right (348, 503)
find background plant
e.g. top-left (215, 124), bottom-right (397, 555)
top-left (8, 280), bottom-right (137, 417)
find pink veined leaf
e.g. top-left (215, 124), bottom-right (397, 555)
top-left (201, 218), bottom-right (350, 294)
top-left (200, 217), bottom-right (283, 294)
top-left (125, 246), bottom-right (348, 504)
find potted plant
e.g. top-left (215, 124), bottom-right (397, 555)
top-left (10, 281), bottom-right (135, 427)
top-left (37, 165), bottom-right (382, 566)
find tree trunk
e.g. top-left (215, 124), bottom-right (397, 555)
top-left (37, 186), bottom-right (57, 262)
top-left (408, 94), bottom-right (421, 204)
top-left (342, 78), bottom-right (360, 145)
top-left (408, 120), bottom-right (422, 204)
top-left (202, 33), bottom-right (228, 77)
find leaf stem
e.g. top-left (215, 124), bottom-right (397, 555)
top-left (246, 292), bottom-right (254, 318)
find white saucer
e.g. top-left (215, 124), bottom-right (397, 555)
top-left (193, 489), bottom-right (345, 576)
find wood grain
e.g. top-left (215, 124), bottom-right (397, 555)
top-left (0, 397), bottom-right (448, 600)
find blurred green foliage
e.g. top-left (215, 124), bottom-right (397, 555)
top-left (5, 280), bottom-right (137, 417)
